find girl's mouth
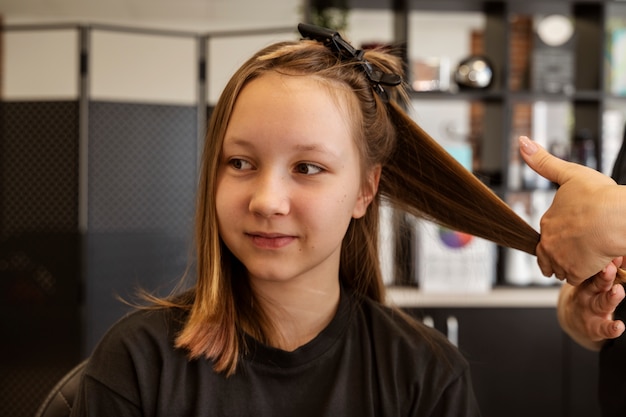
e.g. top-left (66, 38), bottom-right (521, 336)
top-left (247, 232), bottom-right (296, 249)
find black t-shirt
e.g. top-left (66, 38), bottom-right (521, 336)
top-left (71, 289), bottom-right (480, 417)
top-left (602, 142), bottom-right (626, 416)
top-left (599, 298), bottom-right (626, 416)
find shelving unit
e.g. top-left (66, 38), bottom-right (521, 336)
top-left (305, 1), bottom-right (621, 415)
top-left (309, 0), bottom-right (626, 290)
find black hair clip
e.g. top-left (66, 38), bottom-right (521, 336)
top-left (298, 23), bottom-right (402, 101)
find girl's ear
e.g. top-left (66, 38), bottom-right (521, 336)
top-left (353, 165), bottom-right (382, 219)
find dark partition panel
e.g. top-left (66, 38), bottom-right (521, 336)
top-left (0, 101), bottom-right (81, 417)
top-left (0, 100), bottom-right (199, 416)
top-left (85, 101), bottom-right (198, 352)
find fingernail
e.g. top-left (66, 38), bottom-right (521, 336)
top-left (519, 136), bottom-right (538, 155)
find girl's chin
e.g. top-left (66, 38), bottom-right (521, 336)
top-left (247, 272), bottom-right (293, 283)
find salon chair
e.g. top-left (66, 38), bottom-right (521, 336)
top-left (34, 360), bottom-right (88, 417)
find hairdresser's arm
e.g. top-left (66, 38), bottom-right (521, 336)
top-left (557, 260), bottom-right (626, 351)
top-left (519, 136), bottom-right (626, 285)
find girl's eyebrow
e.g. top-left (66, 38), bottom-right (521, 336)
top-left (225, 138), bottom-right (342, 159)
top-left (290, 143), bottom-right (344, 162)
top-left (222, 137), bottom-right (253, 149)
top-left (294, 143), bottom-right (338, 156)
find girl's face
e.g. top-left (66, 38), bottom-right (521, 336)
top-left (216, 72), bottom-right (377, 287)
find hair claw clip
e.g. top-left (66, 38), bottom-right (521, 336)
top-left (298, 23), bottom-right (402, 101)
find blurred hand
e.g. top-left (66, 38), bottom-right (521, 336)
top-left (557, 258), bottom-right (625, 351)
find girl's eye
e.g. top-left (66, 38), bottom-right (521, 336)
top-left (296, 163), bottom-right (323, 175)
top-left (229, 158), bottom-right (253, 171)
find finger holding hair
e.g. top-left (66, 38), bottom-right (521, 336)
top-left (518, 136), bottom-right (622, 285)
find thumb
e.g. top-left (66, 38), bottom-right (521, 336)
top-left (518, 136), bottom-right (571, 186)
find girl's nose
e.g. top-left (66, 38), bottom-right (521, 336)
top-left (248, 172), bottom-right (290, 217)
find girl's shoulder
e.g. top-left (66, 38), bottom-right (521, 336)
top-left (98, 289), bottom-right (195, 349)
top-left (90, 305), bottom-right (190, 365)
top-left (80, 306), bottom-right (195, 414)
top-left (355, 294), bottom-right (468, 369)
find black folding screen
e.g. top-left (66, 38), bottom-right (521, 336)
top-left (0, 24), bottom-right (294, 416)
top-left (0, 99), bottom-right (199, 417)
top-left (85, 101), bottom-right (198, 351)
top-left (0, 100), bottom-right (82, 417)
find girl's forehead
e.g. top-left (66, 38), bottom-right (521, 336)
top-left (249, 70), bottom-right (353, 102)
top-left (241, 71), bottom-right (358, 128)
top-left (231, 72), bottom-right (353, 123)
top-left (222, 72), bottom-right (361, 157)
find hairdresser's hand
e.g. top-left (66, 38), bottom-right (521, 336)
top-left (519, 135), bottom-right (626, 285)
top-left (557, 258), bottom-right (625, 351)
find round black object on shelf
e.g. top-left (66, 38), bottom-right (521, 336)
top-left (454, 55), bottom-right (494, 90)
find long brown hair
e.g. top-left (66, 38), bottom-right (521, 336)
top-left (163, 39), bottom-right (539, 376)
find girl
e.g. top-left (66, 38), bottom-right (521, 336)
top-left (71, 24), bottom-right (539, 416)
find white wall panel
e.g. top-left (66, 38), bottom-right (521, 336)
top-left (3, 29), bottom-right (79, 100)
top-left (207, 31), bottom-right (296, 105)
top-left (1, 0), bottom-right (301, 32)
top-left (90, 30), bottom-right (197, 105)
top-left (346, 9), bottom-right (395, 48)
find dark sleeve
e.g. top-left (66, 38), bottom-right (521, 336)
top-left (69, 309), bottom-right (176, 417)
top-left (71, 374), bottom-right (142, 417)
top-left (428, 368), bottom-right (481, 417)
